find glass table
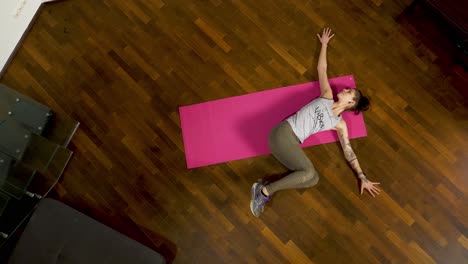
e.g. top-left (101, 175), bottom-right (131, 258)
top-left (0, 84), bottom-right (79, 248)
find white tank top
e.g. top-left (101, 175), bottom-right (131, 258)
top-left (286, 97), bottom-right (342, 143)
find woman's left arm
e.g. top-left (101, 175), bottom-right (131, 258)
top-left (335, 120), bottom-right (381, 197)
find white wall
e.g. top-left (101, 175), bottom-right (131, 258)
top-left (0, 0), bottom-right (43, 77)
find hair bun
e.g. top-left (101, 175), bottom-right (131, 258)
top-left (354, 94), bottom-right (370, 115)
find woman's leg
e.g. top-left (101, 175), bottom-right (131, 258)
top-left (251, 121), bottom-right (319, 217)
top-left (264, 121), bottom-right (320, 195)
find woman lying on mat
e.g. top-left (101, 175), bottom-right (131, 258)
top-left (250, 27), bottom-right (380, 217)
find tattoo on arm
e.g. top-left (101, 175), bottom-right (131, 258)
top-left (358, 172), bottom-right (369, 182)
top-left (344, 144), bottom-right (357, 161)
top-left (350, 159), bottom-right (364, 177)
top-left (358, 172), bottom-right (369, 183)
top-left (339, 134), bottom-right (357, 162)
top-left (339, 131), bottom-right (364, 179)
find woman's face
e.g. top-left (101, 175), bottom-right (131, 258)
top-left (338, 88), bottom-right (356, 105)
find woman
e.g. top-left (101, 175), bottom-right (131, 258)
top-left (250, 28), bottom-right (380, 217)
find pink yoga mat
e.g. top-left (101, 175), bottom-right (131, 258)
top-left (179, 75), bottom-right (367, 168)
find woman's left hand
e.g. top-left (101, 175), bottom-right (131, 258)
top-left (317, 27), bottom-right (335, 45)
top-left (360, 179), bottom-right (381, 197)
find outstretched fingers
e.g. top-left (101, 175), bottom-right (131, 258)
top-left (360, 181), bottom-right (382, 197)
top-left (369, 184), bottom-right (381, 197)
top-left (317, 27), bottom-right (335, 44)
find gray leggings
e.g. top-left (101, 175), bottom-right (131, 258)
top-left (264, 121), bottom-right (320, 195)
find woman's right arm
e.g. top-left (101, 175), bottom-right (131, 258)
top-left (335, 120), bottom-right (381, 197)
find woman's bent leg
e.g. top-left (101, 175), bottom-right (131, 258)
top-left (265, 121), bottom-right (320, 195)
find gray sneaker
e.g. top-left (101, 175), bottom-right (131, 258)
top-left (250, 181), bottom-right (270, 217)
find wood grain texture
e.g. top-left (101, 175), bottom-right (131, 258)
top-left (1, 0), bottom-right (467, 263)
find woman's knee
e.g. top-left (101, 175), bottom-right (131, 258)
top-left (303, 170), bottom-right (320, 187)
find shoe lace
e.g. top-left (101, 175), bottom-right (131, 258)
top-left (257, 194), bottom-right (270, 207)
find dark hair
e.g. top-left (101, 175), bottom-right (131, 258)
top-left (350, 89), bottom-right (370, 115)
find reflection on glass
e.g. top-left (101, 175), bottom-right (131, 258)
top-left (21, 134), bottom-right (60, 173)
top-left (28, 147), bottom-right (73, 197)
top-left (42, 114), bottom-right (80, 147)
top-left (0, 192), bottom-right (10, 216)
top-left (0, 84), bottom-right (51, 136)
top-left (0, 119), bottom-right (31, 160)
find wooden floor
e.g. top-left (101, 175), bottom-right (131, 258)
top-left (2, 0), bottom-right (467, 263)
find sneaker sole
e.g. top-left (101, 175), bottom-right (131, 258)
top-left (250, 183), bottom-right (259, 217)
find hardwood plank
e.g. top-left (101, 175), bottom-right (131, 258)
top-left (1, 0), bottom-right (466, 263)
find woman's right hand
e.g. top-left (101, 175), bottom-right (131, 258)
top-left (317, 27), bottom-right (335, 45)
top-left (360, 178), bottom-right (381, 197)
